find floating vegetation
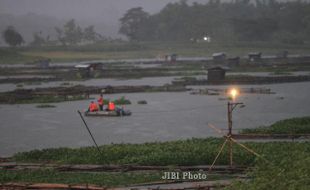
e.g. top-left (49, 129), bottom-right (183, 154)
top-left (102, 96), bottom-right (131, 105)
top-left (60, 82), bottom-right (72, 86)
top-left (276, 96), bottom-right (284, 100)
top-left (113, 96), bottom-right (131, 105)
top-left (24, 81), bottom-right (42, 86)
top-left (137, 100), bottom-right (147, 104)
top-left (36, 104), bottom-right (56, 108)
top-left (16, 83), bottom-right (23, 88)
top-left (270, 71), bottom-right (292, 75)
top-left (1, 95), bottom-right (88, 104)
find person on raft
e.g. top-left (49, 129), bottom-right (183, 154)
top-left (88, 101), bottom-right (99, 112)
top-left (97, 94), bottom-right (104, 111)
top-left (107, 101), bottom-right (126, 116)
top-left (107, 101), bottom-right (115, 111)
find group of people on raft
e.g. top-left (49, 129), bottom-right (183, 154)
top-left (88, 95), bottom-right (116, 112)
top-left (87, 94), bottom-right (127, 116)
top-left (88, 95), bottom-right (115, 112)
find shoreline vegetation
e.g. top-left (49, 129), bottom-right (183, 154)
top-left (240, 116), bottom-right (310, 134)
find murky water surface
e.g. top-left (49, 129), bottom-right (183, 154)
top-left (0, 79), bottom-right (309, 156)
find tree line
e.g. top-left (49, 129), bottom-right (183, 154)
top-left (1, 19), bottom-right (103, 47)
top-left (119, 0), bottom-right (310, 44)
top-left (3, 0), bottom-right (310, 47)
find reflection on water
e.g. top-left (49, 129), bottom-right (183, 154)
top-left (0, 81), bottom-right (310, 156)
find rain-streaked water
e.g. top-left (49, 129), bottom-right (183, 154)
top-left (0, 81), bottom-right (310, 156)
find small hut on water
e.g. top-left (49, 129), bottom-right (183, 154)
top-left (207, 66), bottom-right (228, 81)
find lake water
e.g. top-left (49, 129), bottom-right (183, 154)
top-left (0, 81), bottom-right (310, 156)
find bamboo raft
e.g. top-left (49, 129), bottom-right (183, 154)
top-left (0, 163), bottom-right (248, 174)
top-left (173, 75), bottom-right (310, 86)
top-left (0, 179), bottom-right (247, 190)
top-left (232, 133), bottom-right (310, 140)
top-left (84, 110), bottom-right (132, 117)
top-left (190, 87), bottom-right (275, 96)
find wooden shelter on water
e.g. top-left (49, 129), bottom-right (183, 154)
top-left (207, 66), bottom-right (228, 81)
top-left (248, 52), bottom-right (262, 62)
top-left (212, 52), bottom-right (226, 64)
top-left (74, 62), bottom-right (102, 78)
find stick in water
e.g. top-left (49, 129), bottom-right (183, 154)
top-left (77, 110), bottom-right (101, 153)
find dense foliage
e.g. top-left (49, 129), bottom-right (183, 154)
top-left (53, 19), bottom-right (103, 46)
top-left (2, 26), bottom-right (24, 47)
top-left (227, 151), bottom-right (310, 190)
top-left (13, 138), bottom-right (310, 166)
top-left (119, 0), bottom-right (310, 43)
top-left (241, 116), bottom-right (310, 134)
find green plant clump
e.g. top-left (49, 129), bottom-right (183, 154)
top-left (113, 96), bottom-right (131, 105)
top-left (240, 116), bottom-right (310, 134)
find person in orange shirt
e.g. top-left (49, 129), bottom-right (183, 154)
top-left (88, 101), bottom-right (99, 112)
top-left (107, 101), bottom-right (115, 111)
top-left (97, 94), bottom-right (104, 111)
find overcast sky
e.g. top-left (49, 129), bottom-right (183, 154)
top-left (0, 0), bottom-right (300, 41)
top-left (0, 0), bottom-right (209, 22)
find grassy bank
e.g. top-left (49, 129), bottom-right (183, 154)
top-left (240, 116), bottom-right (310, 134)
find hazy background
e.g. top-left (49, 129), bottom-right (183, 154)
top-left (0, 0), bottom-right (208, 43)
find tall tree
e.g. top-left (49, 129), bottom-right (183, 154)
top-left (83, 25), bottom-right (98, 42)
top-left (119, 7), bottom-right (150, 41)
top-left (30, 31), bottom-right (46, 46)
top-left (55, 26), bottom-right (66, 46)
top-left (2, 26), bottom-right (24, 47)
top-left (63, 19), bottom-right (83, 45)
top-left (55, 19), bottom-right (84, 46)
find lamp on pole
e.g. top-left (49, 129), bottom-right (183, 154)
top-left (227, 88), bottom-right (244, 167)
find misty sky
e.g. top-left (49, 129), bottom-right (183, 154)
top-left (0, 0), bottom-right (210, 40)
top-left (0, 0), bottom-right (208, 21)
top-left (0, 0), bottom-right (299, 42)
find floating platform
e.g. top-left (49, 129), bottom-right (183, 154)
top-left (84, 110), bottom-right (131, 117)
